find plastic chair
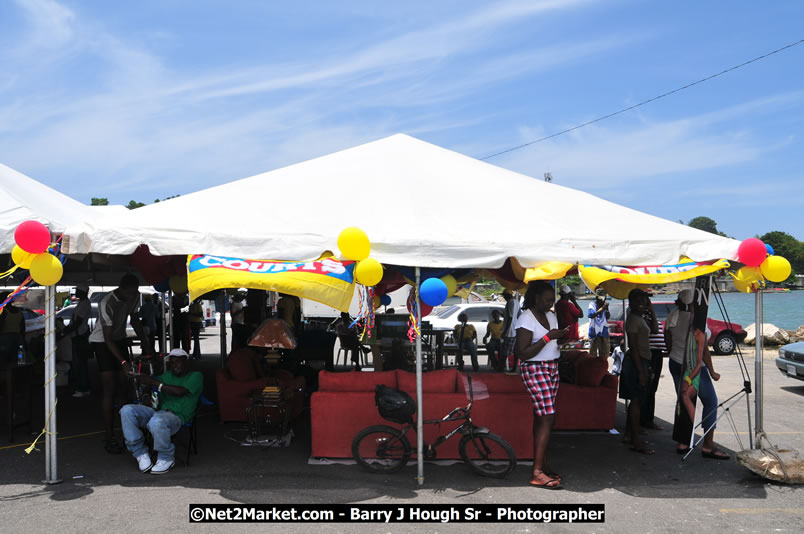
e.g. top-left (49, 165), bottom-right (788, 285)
top-left (174, 394), bottom-right (213, 466)
top-left (335, 335), bottom-right (370, 368)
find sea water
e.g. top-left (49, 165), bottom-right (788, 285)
top-left (706, 290), bottom-right (804, 331)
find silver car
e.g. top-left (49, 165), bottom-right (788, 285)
top-left (776, 342), bottom-right (804, 382)
top-left (424, 303), bottom-right (506, 349)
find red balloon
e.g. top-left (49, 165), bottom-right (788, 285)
top-left (737, 238), bottom-right (766, 267)
top-left (14, 220), bottom-right (51, 254)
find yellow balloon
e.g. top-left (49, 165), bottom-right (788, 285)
top-left (169, 275), bottom-right (188, 294)
top-left (337, 227), bottom-right (370, 261)
top-left (372, 295), bottom-right (381, 309)
top-left (29, 253), bottom-right (63, 286)
top-left (355, 258), bottom-right (383, 286)
top-left (441, 274), bottom-right (457, 297)
top-left (760, 255), bottom-right (792, 283)
top-left (11, 245), bottom-right (36, 269)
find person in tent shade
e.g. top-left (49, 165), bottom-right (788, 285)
top-left (189, 298), bottom-right (204, 359)
top-left (120, 348), bottom-right (203, 474)
top-left (0, 292), bottom-right (25, 366)
top-left (620, 289), bottom-right (656, 454)
top-left (515, 280), bottom-right (570, 489)
top-left (587, 292), bottom-right (611, 358)
top-left (60, 283), bottom-right (92, 397)
top-left (555, 285), bottom-right (583, 340)
top-left (501, 289), bottom-right (521, 375)
top-left (89, 273), bottom-right (150, 454)
top-left (483, 309), bottom-right (505, 371)
top-left (453, 312), bottom-right (479, 372)
top-left (671, 303), bottom-right (730, 460)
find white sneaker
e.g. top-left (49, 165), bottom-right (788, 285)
top-left (151, 459), bottom-right (175, 475)
top-left (136, 453), bottom-right (153, 473)
top-left (72, 391), bottom-right (90, 398)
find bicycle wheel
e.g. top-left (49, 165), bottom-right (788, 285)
top-left (458, 432), bottom-right (516, 478)
top-left (352, 425), bottom-right (411, 474)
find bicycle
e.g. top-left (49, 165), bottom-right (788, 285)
top-left (351, 375), bottom-right (516, 478)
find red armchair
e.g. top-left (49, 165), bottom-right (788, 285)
top-left (216, 348), bottom-right (267, 422)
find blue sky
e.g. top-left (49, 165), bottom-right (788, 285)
top-left (1, 0), bottom-right (802, 241)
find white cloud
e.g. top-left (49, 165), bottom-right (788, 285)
top-left (490, 91), bottom-right (804, 189)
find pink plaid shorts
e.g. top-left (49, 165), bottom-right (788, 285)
top-left (520, 360), bottom-right (560, 416)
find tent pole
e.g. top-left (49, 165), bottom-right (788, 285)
top-left (168, 290), bottom-right (175, 351)
top-left (415, 267), bottom-right (424, 486)
top-left (753, 289), bottom-right (764, 447)
top-left (160, 292), bottom-right (167, 354)
top-left (44, 284), bottom-right (60, 484)
top-left (219, 292), bottom-right (228, 368)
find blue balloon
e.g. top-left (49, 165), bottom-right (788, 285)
top-left (420, 278), bottom-right (448, 307)
top-left (153, 278), bottom-right (170, 292)
top-left (380, 294), bottom-right (392, 306)
top-left (765, 243), bottom-right (774, 256)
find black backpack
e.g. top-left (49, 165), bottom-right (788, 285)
top-left (375, 385), bottom-right (416, 424)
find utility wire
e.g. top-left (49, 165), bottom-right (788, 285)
top-left (480, 38), bottom-right (804, 160)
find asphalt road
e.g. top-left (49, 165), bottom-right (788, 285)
top-left (1, 327), bottom-right (802, 533)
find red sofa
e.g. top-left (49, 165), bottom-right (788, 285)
top-left (310, 352), bottom-right (618, 459)
top-left (215, 348), bottom-right (305, 423)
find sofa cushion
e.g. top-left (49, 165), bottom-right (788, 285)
top-left (319, 370), bottom-right (398, 391)
top-left (457, 372), bottom-right (523, 394)
top-left (397, 369), bottom-right (457, 394)
top-left (575, 356), bottom-right (608, 387)
top-left (227, 348), bottom-right (261, 381)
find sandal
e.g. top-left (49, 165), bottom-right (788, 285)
top-left (529, 475), bottom-right (562, 490)
top-left (629, 445), bottom-right (655, 455)
top-left (104, 438), bottom-right (124, 454)
top-left (676, 446), bottom-right (690, 455)
top-left (701, 448), bottom-right (729, 460)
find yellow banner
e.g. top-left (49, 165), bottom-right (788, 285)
top-left (523, 262), bottom-right (574, 282)
top-left (187, 255), bottom-right (357, 312)
top-left (579, 257), bottom-right (730, 298)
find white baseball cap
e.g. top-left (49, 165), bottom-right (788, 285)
top-left (560, 285), bottom-right (572, 294)
top-left (168, 348), bottom-right (189, 359)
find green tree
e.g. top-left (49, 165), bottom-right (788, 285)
top-left (126, 200), bottom-right (146, 210)
top-left (90, 197), bottom-right (109, 206)
top-left (687, 216), bottom-right (720, 235)
top-left (760, 231), bottom-right (804, 279)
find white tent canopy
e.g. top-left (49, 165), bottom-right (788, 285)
top-left (63, 134), bottom-right (740, 267)
top-left (0, 163), bottom-right (98, 253)
top-left (0, 163), bottom-right (128, 253)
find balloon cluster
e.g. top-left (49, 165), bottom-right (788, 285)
top-left (732, 237), bottom-right (792, 292)
top-left (11, 220), bottom-right (63, 286)
top-left (419, 273), bottom-right (457, 307)
top-left (338, 227), bottom-right (383, 286)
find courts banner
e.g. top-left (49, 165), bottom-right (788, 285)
top-left (579, 258), bottom-right (729, 289)
top-left (187, 255), bottom-right (356, 312)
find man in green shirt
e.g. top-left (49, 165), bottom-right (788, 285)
top-left (120, 348), bottom-right (203, 474)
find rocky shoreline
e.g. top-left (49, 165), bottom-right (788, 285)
top-left (744, 323), bottom-right (804, 345)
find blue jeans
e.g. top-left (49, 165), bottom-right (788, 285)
top-left (458, 340), bottom-right (479, 371)
top-left (120, 404), bottom-right (183, 462)
top-left (668, 359), bottom-right (717, 433)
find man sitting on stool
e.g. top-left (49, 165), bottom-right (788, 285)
top-left (120, 348), bottom-right (203, 474)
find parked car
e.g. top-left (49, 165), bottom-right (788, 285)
top-left (776, 342), bottom-right (804, 382)
top-left (56, 303), bottom-right (137, 339)
top-left (606, 300), bottom-right (747, 355)
top-left (423, 303), bottom-right (506, 349)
